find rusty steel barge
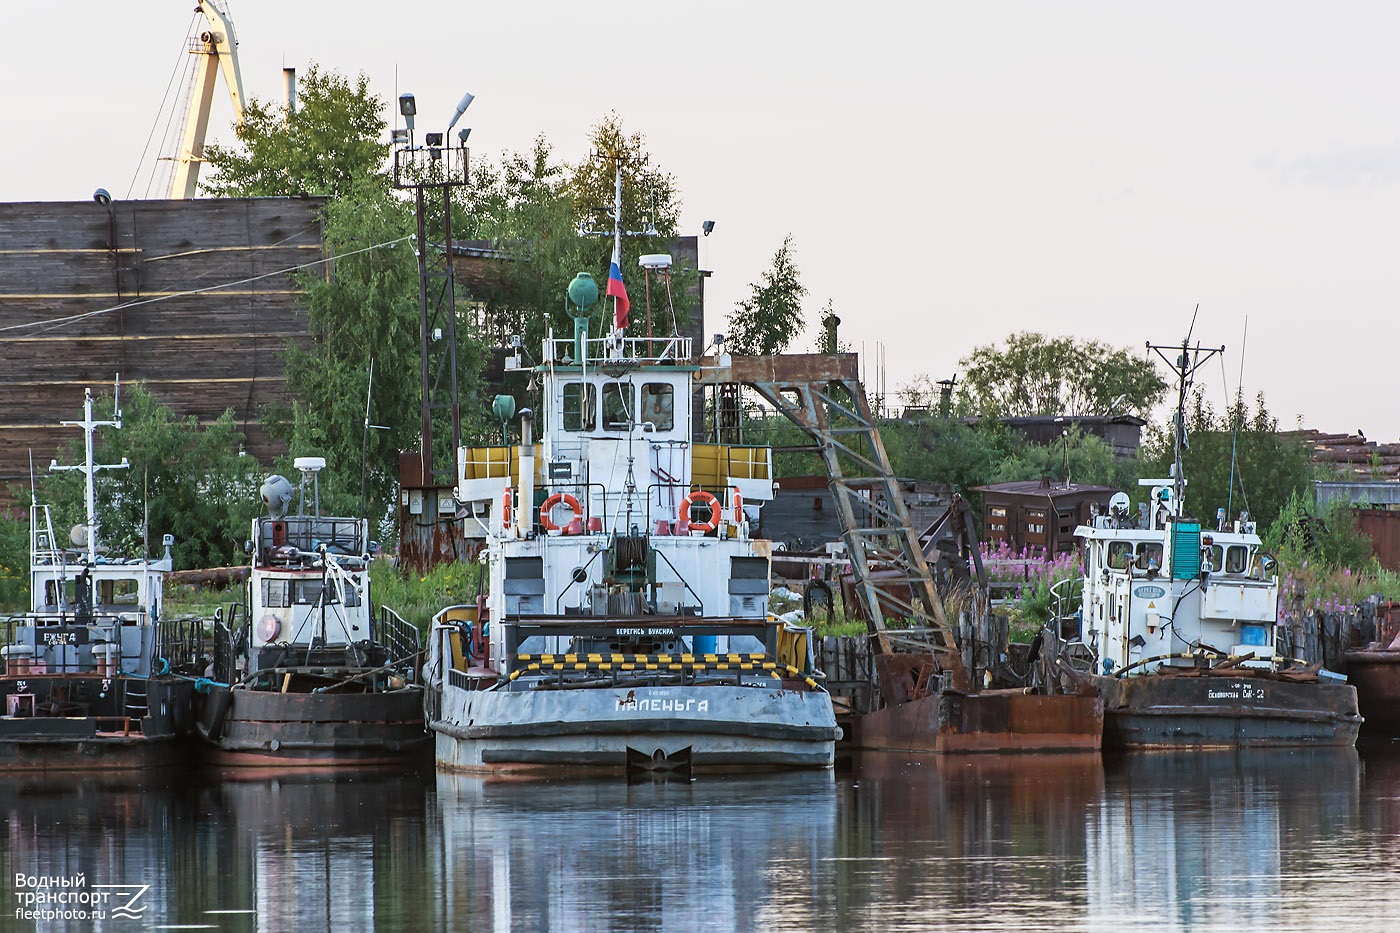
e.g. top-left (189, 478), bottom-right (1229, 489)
top-left (1342, 603), bottom-right (1400, 736)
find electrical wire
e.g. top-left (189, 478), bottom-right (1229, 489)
top-left (127, 11), bottom-right (201, 200)
top-left (1, 236), bottom-right (413, 337)
top-left (1217, 327), bottom-right (1253, 520)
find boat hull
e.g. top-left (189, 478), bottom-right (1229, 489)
top-left (1093, 672), bottom-right (1361, 749)
top-left (195, 685), bottom-right (428, 767)
top-left (849, 691), bottom-right (1104, 753)
top-left (1343, 648), bottom-right (1400, 735)
top-left (432, 683), bottom-right (841, 772)
top-left (0, 676), bottom-right (195, 772)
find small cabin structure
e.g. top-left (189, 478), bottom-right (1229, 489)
top-left (972, 478), bottom-right (1118, 555)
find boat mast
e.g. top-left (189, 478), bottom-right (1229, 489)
top-left (51, 382), bottom-right (129, 565)
top-left (1147, 338), bottom-right (1223, 514)
top-left (611, 161), bottom-right (625, 337)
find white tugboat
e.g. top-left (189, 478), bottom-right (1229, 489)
top-left (425, 265), bottom-right (839, 773)
top-left (196, 458), bottom-right (427, 766)
top-left (0, 385), bottom-right (200, 770)
top-left (1072, 338), bottom-right (1360, 748)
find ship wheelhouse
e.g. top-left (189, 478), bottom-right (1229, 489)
top-left (1077, 481), bottom-right (1280, 675)
top-left (451, 334), bottom-right (782, 672)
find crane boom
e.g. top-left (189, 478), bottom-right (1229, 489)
top-left (170, 0), bottom-right (246, 199)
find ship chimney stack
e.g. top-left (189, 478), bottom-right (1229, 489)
top-left (284, 68), bottom-right (297, 117)
top-left (517, 410), bottom-right (535, 538)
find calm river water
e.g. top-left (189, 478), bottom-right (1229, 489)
top-left (4, 745), bottom-right (1399, 932)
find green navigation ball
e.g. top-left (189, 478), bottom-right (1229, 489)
top-left (568, 272), bottom-right (599, 313)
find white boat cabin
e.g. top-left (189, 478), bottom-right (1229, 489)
top-left (1077, 482), bottom-right (1280, 675)
top-left (452, 334), bottom-right (779, 669)
top-left (2, 506), bottom-right (173, 679)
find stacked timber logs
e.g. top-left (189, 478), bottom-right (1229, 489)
top-left (1285, 430), bottom-right (1400, 478)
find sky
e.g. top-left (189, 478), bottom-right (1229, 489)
top-left (3, 3), bottom-right (1398, 439)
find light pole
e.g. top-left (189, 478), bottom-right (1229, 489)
top-left (392, 91), bottom-right (473, 570)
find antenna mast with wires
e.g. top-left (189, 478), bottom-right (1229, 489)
top-left (1147, 336), bottom-right (1224, 511)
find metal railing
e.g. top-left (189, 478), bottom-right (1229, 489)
top-left (375, 606), bottom-right (422, 670)
top-left (544, 335), bottom-right (693, 366)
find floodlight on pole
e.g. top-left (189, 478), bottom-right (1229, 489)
top-left (446, 91), bottom-right (474, 135)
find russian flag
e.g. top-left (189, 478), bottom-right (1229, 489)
top-left (607, 248), bottom-right (629, 332)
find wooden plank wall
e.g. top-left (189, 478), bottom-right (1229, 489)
top-left (0, 197), bottom-right (325, 497)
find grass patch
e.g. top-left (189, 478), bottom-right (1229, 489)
top-left (370, 559), bottom-right (482, 633)
top-left (165, 582), bottom-right (237, 621)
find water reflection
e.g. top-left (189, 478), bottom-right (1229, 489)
top-left (202, 767), bottom-right (432, 932)
top-left (6, 748), bottom-right (1400, 931)
top-left (1086, 749), bottom-right (1359, 932)
top-left (0, 765), bottom-right (431, 932)
top-left (823, 752), bottom-right (1104, 932)
top-left (429, 770), bottom-right (839, 932)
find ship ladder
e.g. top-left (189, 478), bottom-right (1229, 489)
top-left (123, 679), bottom-right (150, 720)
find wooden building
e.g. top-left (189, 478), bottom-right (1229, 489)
top-left (762, 475), bottom-right (952, 553)
top-left (0, 197), bottom-right (325, 498)
top-left (972, 478), bottom-right (1118, 555)
top-left (955, 414), bottom-right (1147, 459)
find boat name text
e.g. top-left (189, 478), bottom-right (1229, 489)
top-left (616, 697), bottom-right (710, 713)
top-left (1207, 683), bottom-right (1263, 701)
top-left (40, 630), bottom-right (85, 646)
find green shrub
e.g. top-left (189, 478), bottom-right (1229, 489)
top-left (0, 510), bottom-right (27, 612)
top-left (370, 559), bottom-right (483, 634)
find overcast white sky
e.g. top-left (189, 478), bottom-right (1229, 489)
top-left (3, 3), bottom-right (1398, 439)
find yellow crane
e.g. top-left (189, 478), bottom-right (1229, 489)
top-left (170, 0), bottom-right (246, 199)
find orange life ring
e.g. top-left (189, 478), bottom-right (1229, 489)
top-left (502, 486), bottom-right (513, 529)
top-left (539, 493), bottom-right (582, 531)
top-left (732, 486), bottom-right (744, 526)
top-left (680, 490), bottom-right (721, 533)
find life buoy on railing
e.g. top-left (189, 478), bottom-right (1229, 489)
top-left (732, 486), bottom-right (744, 526)
top-left (680, 490), bottom-right (721, 533)
top-left (502, 486), bottom-right (513, 529)
top-left (539, 493), bottom-right (582, 532)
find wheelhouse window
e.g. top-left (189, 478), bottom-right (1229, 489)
top-left (1134, 542), bottom-right (1163, 574)
top-left (96, 579), bottom-right (139, 607)
top-left (43, 579), bottom-right (76, 608)
top-left (1108, 541), bottom-right (1134, 570)
top-left (562, 383), bottom-right (596, 432)
top-left (264, 579), bottom-right (292, 608)
top-left (602, 382), bottom-right (632, 431)
top-left (640, 383), bottom-right (675, 431)
top-left (1225, 545), bottom-right (1248, 575)
top-left (1023, 508), bottom-right (1047, 547)
top-left (987, 506), bottom-right (1008, 538)
top-left (295, 580), bottom-right (336, 605)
